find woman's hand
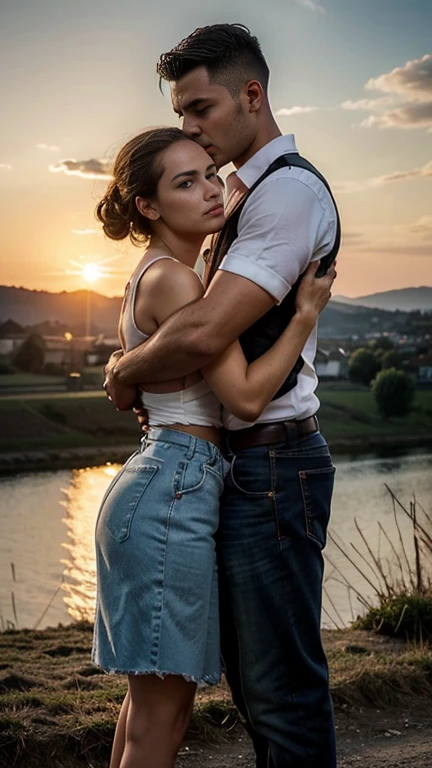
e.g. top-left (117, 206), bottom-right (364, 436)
top-left (295, 260), bottom-right (337, 322)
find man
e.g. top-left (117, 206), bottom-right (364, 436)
top-left (105, 24), bottom-right (338, 768)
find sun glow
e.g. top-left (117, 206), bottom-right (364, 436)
top-left (82, 263), bottom-right (102, 283)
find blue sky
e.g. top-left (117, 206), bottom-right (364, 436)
top-left (0, 0), bottom-right (431, 297)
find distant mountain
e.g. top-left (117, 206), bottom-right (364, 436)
top-left (0, 286), bottom-right (122, 335)
top-left (0, 284), bottom-right (428, 341)
top-left (332, 287), bottom-right (432, 312)
top-left (319, 300), bottom-right (404, 338)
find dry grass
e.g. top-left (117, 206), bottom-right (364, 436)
top-left (1, 622), bottom-right (432, 767)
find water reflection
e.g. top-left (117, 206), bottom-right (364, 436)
top-left (60, 464), bottom-right (120, 622)
top-left (322, 453), bottom-right (432, 627)
top-left (0, 452), bottom-right (431, 630)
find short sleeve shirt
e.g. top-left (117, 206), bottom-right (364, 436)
top-left (218, 134), bottom-right (338, 429)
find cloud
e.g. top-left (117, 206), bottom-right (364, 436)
top-left (293, 0), bottom-right (326, 13)
top-left (71, 228), bottom-right (101, 235)
top-left (341, 231), bottom-right (366, 243)
top-left (360, 100), bottom-right (432, 129)
top-left (49, 158), bottom-right (112, 179)
top-left (0, 163), bottom-right (12, 170)
top-left (352, 54), bottom-right (432, 131)
top-left (401, 215), bottom-right (432, 239)
top-left (335, 160), bottom-right (432, 193)
top-left (359, 243), bottom-right (432, 256)
top-left (276, 106), bottom-right (319, 116)
top-left (366, 54), bottom-right (432, 100)
top-left (37, 143), bottom-right (60, 152)
top-left (341, 97), bottom-right (393, 111)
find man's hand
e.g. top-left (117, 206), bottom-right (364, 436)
top-left (133, 406), bottom-right (150, 433)
top-left (104, 350), bottom-right (138, 411)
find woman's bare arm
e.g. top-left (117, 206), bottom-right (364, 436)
top-left (202, 315), bottom-right (315, 422)
top-left (134, 260), bottom-right (334, 421)
top-left (202, 261), bottom-right (335, 420)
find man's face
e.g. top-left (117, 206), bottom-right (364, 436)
top-left (170, 66), bottom-right (256, 170)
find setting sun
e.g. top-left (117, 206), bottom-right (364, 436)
top-left (82, 263), bottom-right (102, 283)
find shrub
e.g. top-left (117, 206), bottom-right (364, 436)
top-left (0, 358), bottom-right (15, 375)
top-left (328, 487), bottom-right (432, 643)
top-left (348, 348), bottom-right (381, 386)
top-left (381, 349), bottom-right (402, 370)
top-left (354, 594), bottom-right (432, 642)
top-left (372, 368), bottom-right (415, 418)
top-left (368, 337), bottom-right (395, 354)
top-left (13, 335), bottom-right (45, 373)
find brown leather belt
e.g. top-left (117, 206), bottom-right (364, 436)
top-left (226, 415), bottom-right (319, 453)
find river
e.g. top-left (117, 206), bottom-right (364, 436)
top-left (0, 450), bottom-right (431, 632)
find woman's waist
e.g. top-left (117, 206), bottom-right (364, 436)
top-left (140, 378), bottom-right (213, 402)
top-left (150, 423), bottom-right (221, 449)
top-left (141, 380), bottom-right (222, 428)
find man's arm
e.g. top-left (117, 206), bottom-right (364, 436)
top-left (112, 270), bottom-right (275, 386)
top-left (112, 174), bottom-right (335, 389)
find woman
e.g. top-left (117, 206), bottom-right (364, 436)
top-left (92, 127), bottom-right (335, 768)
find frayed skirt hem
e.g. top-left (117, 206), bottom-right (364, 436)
top-left (92, 661), bottom-right (221, 686)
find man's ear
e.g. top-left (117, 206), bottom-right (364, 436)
top-left (243, 79), bottom-right (264, 113)
top-left (135, 196), bottom-right (160, 221)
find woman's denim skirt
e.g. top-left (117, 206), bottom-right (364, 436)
top-left (92, 428), bottom-right (225, 685)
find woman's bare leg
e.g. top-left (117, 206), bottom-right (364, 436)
top-left (110, 689), bottom-right (130, 768)
top-left (119, 674), bottom-right (196, 768)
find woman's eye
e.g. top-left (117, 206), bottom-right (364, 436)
top-left (206, 172), bottom-right (216, 180)
top-left (179, 180), bottom-right (192, 189)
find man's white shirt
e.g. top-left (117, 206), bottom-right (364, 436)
top-left (219, 134), bottom-right (338, 430)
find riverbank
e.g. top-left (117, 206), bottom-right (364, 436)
top-left (1, 622), bottom-right (432, 767)
top-left (0, 387), bottom-right (432, 473)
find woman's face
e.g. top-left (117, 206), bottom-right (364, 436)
top-left (151, 140), bottom-right (225, 236)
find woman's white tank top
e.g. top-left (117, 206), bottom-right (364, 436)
top-left (119, 255), bottom-right (222, 428)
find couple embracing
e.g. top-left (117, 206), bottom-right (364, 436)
top-left (95, 22), bottom-right (340, 768)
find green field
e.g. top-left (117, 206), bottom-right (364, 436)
top-left (318, 386), bottom-right (432, 446)
top-left (0, 385), bottom-right (431, 458)
top-left (0, 372), bottom-right (64, 388)
top-left (0, 367), bottom-right (104, 390)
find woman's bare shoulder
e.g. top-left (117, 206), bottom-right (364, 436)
top-left (136, 257), bottom-right (204, 326)
top-left (143, 257), bottom-right (202, 296)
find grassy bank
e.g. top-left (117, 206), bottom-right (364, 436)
top-left (317, 385), bottom-right (432, 449)
top-left (0, 386), bottom-right (431, 468)
top-left (1, 622), bottom-right (432, 767)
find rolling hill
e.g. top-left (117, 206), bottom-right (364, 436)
top-left (332, 287), bottom-right (432, 312)
top-left (0, 286), bottom-right (122, 335)
top-left (0, 284), bottom-right (429, 340)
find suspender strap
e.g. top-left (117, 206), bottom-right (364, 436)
top-left (208, 153), bottom-right (341, 398)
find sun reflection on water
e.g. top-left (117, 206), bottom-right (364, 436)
top-left (60, 463), bottom-right (121, 622)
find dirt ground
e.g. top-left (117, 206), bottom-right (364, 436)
top-left (176, 707), bottom-right (432, 767)
top-left (2, 623), bottom-right (432, 767)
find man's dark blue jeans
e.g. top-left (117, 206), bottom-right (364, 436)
top-left (218, 428), bottom-right (336, 768)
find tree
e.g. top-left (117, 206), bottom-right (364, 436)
top-left (348, 347), bottom-right (381, 386)
top-left (368, 336), bottom-right (394, 354)
top-left (372, 368), bottom-right (415, 418)
top-left (0, 357), bottom-right (14, 375)
top-left (381, 349), bottom-right (402, 370)
top-left (13, 334), bottom-right (45, 373)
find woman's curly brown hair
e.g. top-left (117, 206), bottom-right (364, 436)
top-left (96, 127), bottom-right (186, 245)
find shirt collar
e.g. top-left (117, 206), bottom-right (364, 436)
top-left (236, 134), bottom-right (298, 189)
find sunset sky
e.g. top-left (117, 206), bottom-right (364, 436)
top-left (1, 0), bottom-right (431, 298)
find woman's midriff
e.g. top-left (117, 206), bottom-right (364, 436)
top-left (153, 423), bottom-right (221, 449)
